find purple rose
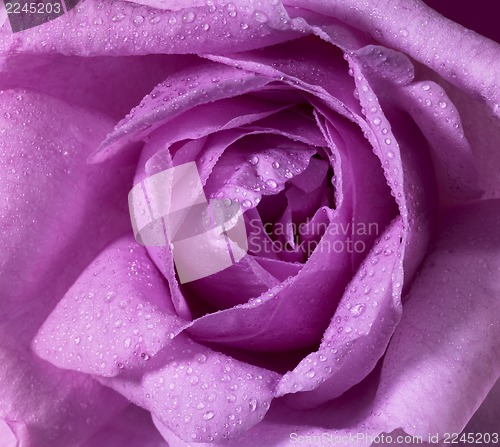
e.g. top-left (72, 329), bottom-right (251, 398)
top-left (1, 1), bottom-right (499, 446)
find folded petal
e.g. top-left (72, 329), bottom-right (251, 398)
top-left (33, 235), bottom-right (186, 377)
top-left (351, 45), bottom-right (481, 202)
top-left (91, 61), bottom-right (270, 163)
top-left (0, 54), bottom-right (185, 119)
top-left (99, 335), bottom-right (279, 443)
top-left (81, 405), bottom-right (169, 447)
top-left (286, 0), bottom-right (500, 117)
top-left (277, 217), bottom-right (404, 406)
top-left (0, 0), bottom-right (301, 57)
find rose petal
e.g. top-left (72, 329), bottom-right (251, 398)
top-left (277, 217), bottom-right (404, 406)
top-left (0, 89), bottom-right (133, 446)
top-left (0, 0), bottom-right (300, 57)
top-left (441, 82), bottom-right (500, 199)
top-left (150, 374), bottom-right (382, 447)
top-left (91, 61), bottom-right (271, 163)
top-left (99, 335), bottom-right (279, 443)
top-left (373, 200), bottom-right (500, 437)
top-left (33, 235), bottom-right (186, 377)
top-left (461, 378), bottom-right (500, 435)
top-left (351, 45), bottom-right (481, 201)
top-left (182, 112), bottom-right (395, 351)
top-left (0, 54), bottom-right (185, 119)
top-left (206, 36), bottom-right (363, 121)
top-left (81, 405), bottom-right (169, 447)
top-left (286, 0), bottom-right (500, 117)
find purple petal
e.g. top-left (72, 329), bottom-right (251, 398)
top-left (0, 89), bottom-right (133, 446)
top-left (91, 60), bottom-right (271, 163)
top-left (277, 217), bottom-right (404, 405)
top-left (99, 335), bottom-right (279, 443)
top-left (351, 45), bottom-right (481, 201)
top-left (373, 200), bottom-right (500, 436)
top-left (286, 0), bottom-right (500, 117)
top-left (0, 54), bottom-right (184, 119)
top-left (33, 236), bottom-right (186, 377)
top-left (0, 0), bottom-right (300, 57)
top-left (182, 111), bottom-right (395, 351)
top-left (81, 405), bottom-right (169, 447)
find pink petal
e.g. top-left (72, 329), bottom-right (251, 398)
top-left (286, 0), bottom-right (500, 117)
top-left (81, 405), bottom-right (169, 447)
top-left (373, 200), bottom-right (500, 437)
top-left (33, 236), bottom-right (186, 377)
top-left (0, 0), bottom-right (300, 57)
top-left (0, 89), bottom-right (133, 446)
top-left (0, 54), bottom-right (184, 119)
top-left (91, 60), bottom-right (271, 163)
top-left (99, 335), bottom-right (279, 443)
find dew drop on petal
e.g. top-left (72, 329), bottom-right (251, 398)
top-left (265, 179), bottom-right (278, 189)
top-left (203, 411), bottom-right (215, 421)
top-left (253, 10), bottom-right (268, 23)
top-left (182, 11), bottom-right (196, 23)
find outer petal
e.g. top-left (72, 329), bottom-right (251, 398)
top-left (0, 90), bottom-right (133, 446)
top-left (285, 0), bottom-right (500, 117)
top-left (0, 0), bottom-right (301, 57)
top-left (0, 54), bottom-right (188, 119)
top-left (373, 200), bottom-right (500, 437)
top-left (98, 335), bottom-right (279, 443)
top-left (81, 405), bottom-right (169, 447)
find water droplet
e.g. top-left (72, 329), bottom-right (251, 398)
top-left (240, 22), bottom-right (249, 30)
top-left (203, 410), bottom-right (215, 421)
top-left (197, 354), bottom-right (207, 364)
top-left (385, 138), bottom-right (391, 145)
top-left (272, 161), bottom-right (280, 169)
top-left (74, 336), bottom-right (81, 344)
top-left (111, 13), bottom-right (125, 22)
top-left (124, 338), bottom-right (131, 348)
top-left (350, 304), bottom-right (366, 317)
top-left (149, 15), bottom-right (161, 24)
top-left (182, 11), bottom-right (196, 23)
top-left (373, 117), bottom-right (381, 126)
top-left (242, 199), bottom-right (252, 208)
top-left (422, 84), bottom-right (431, 91)
top-left (265, 179), bottom-right (277, 189)
top-left (132, 15), bottom-right (144, 25)
top-left (248, 398), bottom-right (257, 412)
top-left (253, 10), bottom-right (268, 23)
top-left (305, 369), bottom-right (316, 378)
top-left (249, 155), bottom-right (259, 165)
top-left (438, 101), bottom-right (447, 109)
top-left (201, 23), bottom-right (210, 31)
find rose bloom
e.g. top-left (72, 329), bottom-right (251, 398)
top-left (0, 0), bottom-right (499, 446)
